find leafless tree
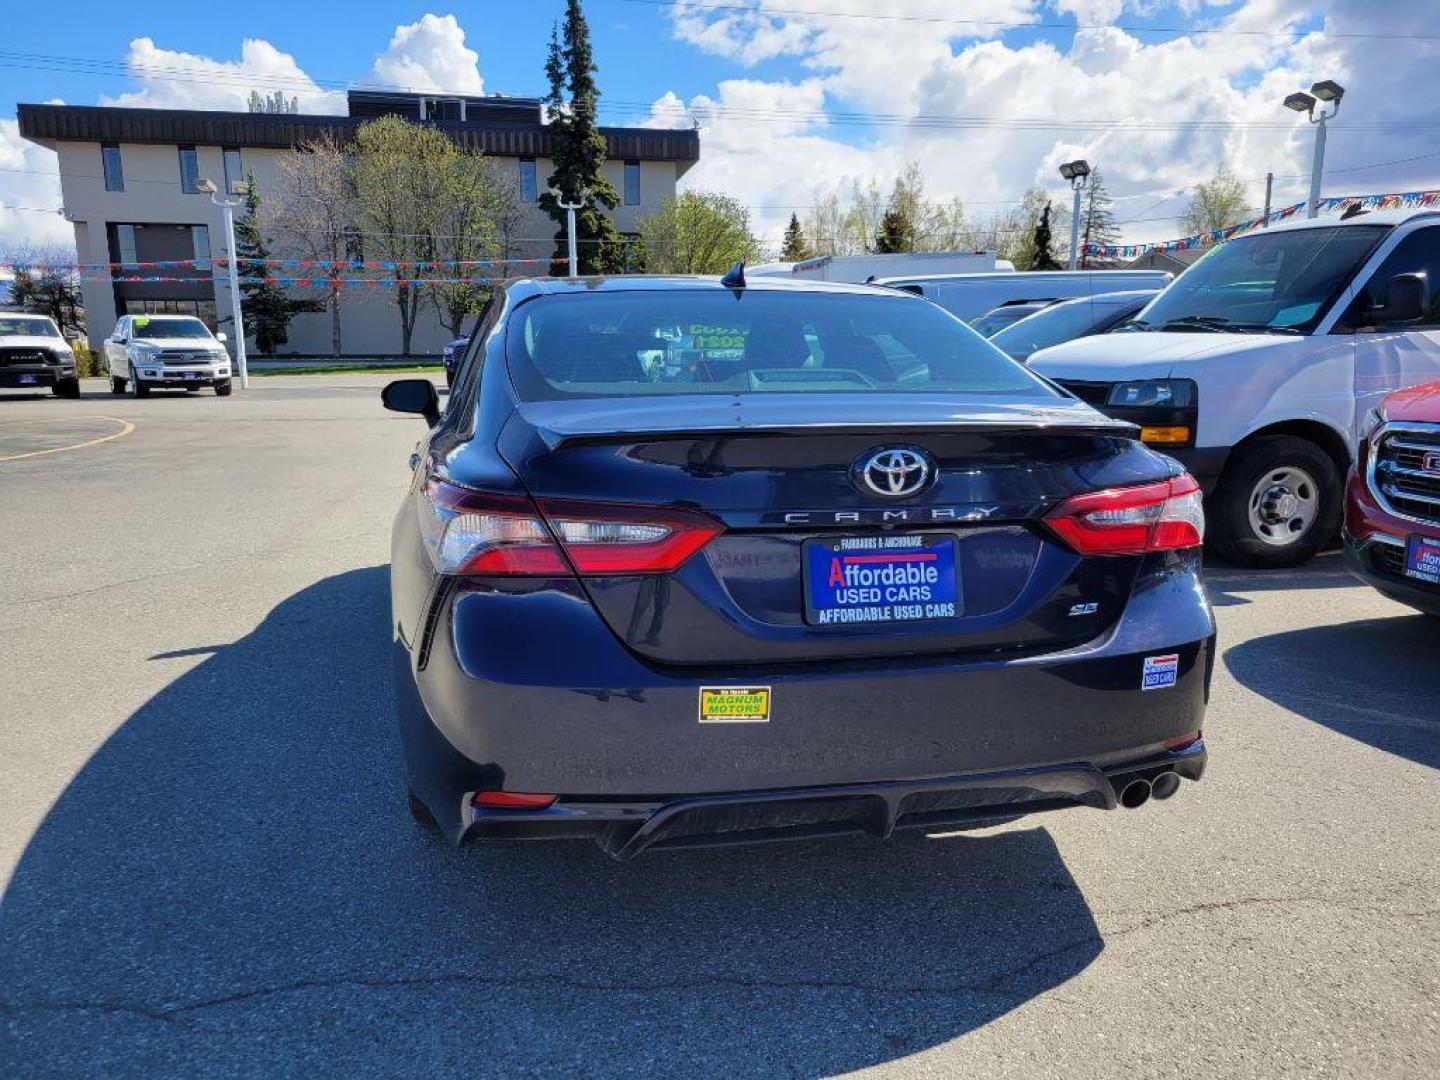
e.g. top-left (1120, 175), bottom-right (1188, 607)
top-left (264, 132), bottom-right (356, 357)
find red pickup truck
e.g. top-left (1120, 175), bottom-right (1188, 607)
top-left (1344, 380), bottom-right (1440, 617)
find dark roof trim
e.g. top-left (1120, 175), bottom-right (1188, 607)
top-left (17, 103), bottom-right (700, 163)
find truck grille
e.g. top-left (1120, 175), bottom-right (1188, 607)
top-left (0, 347), bottom-right (57, 367)
top-left (159, 350), bottom-right (217, 366)
top-left (1371, 426), bottom-right (1440, 526)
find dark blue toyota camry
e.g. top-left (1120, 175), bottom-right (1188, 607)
top-left (383, 272), bottom-right (1214, 859)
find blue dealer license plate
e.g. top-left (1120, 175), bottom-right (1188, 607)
top-left (1405, 534), bottom-right (1440, 584)
top-left (803, 534), bottom-right (960, 625)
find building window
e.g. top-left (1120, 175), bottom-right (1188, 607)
top-left (519, 158), bottom-right (538, 203)
top-left (223, 148), bottom-right (244, 195)
top-left (624, 161), bottom-right (641, 206)
top-left (114, 224), bottom-right (138, 266)
top-left (178, 146), bottom-right (201, 193)
top-left (101, 143), bottom-right (124, 192)
top-left (191, 225), bottom-right (211, 264)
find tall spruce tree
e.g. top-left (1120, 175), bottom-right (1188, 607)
top-left (538, 2), bottom-right (624, 275)
top-left (780, 213), bottom-right (810, 260)
top-left (233, 172), bottom-right (294, 354)
top-left (1030, 203), bottom-right (1062, 271)
top-left (1078, 167), bottom-right (1120, 269)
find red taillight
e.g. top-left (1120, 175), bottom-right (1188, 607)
top-left (417, 477), bottom-right (721, 576)
top-left (1045, 474), bottom-right (1205, 556)
top-left (1164, 730), bottom-right (1202, 751)
top-left (473, 791), bottom-right (558, 810)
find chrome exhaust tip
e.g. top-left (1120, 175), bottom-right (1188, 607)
top-left (1150, 770), bottom-right (1181, 801)
top-left (1119, 778), bottom-right (1152, 809)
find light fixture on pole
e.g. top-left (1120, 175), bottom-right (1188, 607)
top-left (197, 179), bottom-right (249, 389)
top-left (1284, 80), bottom-right (1345, 219)
top-left (553, 189), bottom-right (587, 277)
top-left (1059, 159), bottom-right (1091, 270)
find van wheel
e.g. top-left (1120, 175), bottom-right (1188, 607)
top-left (111, 376), bottom-right (127, 395)
top-left (1209, 436), bottom-right (1341, 568)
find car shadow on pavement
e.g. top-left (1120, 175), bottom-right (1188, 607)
top-left (1204, 551), bottom-right (1354, 607)
top-left (1224, 613), bottom-right (1440, 770)
top-left (0, 567), bottom-right (1102, 1078)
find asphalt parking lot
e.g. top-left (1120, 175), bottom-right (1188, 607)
top-left (1, 375), bottom-right (1437, 1079)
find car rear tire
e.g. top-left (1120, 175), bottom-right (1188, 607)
top-left (110, 376), bottom-right (127, 395)
top-left (214, 379), bottom-right (233, 397)
top-left (1209, 435), bottom-right (1341, 568)
top-left (52, 378), bottom-right (81, 399)
top-left (129, 366), bottom-right (150, 399)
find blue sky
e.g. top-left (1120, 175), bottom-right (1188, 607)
top-left (4, 1), bottom-right (1439, 252)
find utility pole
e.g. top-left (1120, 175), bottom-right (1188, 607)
top-left (199, 180), bottom-right (249, 389)
top-left (556, 193), bottom-right (585, 276)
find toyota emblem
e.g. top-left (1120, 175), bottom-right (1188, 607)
top-left (854, 446), bottom-right (935, 498)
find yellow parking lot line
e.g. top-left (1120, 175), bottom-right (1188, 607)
top-left (0, 417), bottom-right (136, 463)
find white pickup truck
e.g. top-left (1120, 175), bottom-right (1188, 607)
top-left (104, 314), bottom-right (232, 397)
top-left (1029, 209), bottom-right (1440, 567)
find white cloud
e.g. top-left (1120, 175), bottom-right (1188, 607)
top-left (98, 37), bottom-right (344, 114)
top-left (365, 14), bottom-right (484, 95)
top-left (0, 120), bottom-right (71, 251)
top-left (659, 0), bottom-right (1440, 248)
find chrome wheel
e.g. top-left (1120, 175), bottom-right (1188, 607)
top-left (1246, 466), bottom-right (1319, 546)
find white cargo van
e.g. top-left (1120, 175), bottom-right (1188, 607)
top-left (1028, 209), bottom-right (1440, 567)
top-left (876, 270), bottom-right (1172, 322)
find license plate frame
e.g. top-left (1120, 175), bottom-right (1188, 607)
top-left (16, 374), bottom-right (37, 385)
top-left (802, 533), bottom-right (960, 626)
top-left (1404, 534), bottom-right (1440, 584)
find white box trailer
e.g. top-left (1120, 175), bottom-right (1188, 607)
top-left (749, 251), bottom-right (1009, 284)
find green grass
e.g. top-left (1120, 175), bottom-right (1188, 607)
top-left (254, 363), bottom-right (442, 376)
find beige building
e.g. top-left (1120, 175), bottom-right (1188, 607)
top-left (19, 92), bottom-right (700, 356)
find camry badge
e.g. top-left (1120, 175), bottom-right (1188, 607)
top-left (854, 446), bottom-right (935, 498)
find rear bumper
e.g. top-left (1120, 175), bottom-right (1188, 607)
top-left (0, 365), bottom-right (74, 388)
top-left (395, 550), bottom-right (1216, 848)
top-left (461, 742), bottom-right (1207, 860)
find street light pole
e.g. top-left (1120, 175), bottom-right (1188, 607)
top-left (557, 193), bottom-right (585, 276)
top-left (199, 180), bottom-right (249, 389)
top-left (1058, 160), bottom-right (1091, 270)
top-left (1284, 80), bottom-right (1345, 220)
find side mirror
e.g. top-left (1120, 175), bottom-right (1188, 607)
top-left (214, 331), bottom-right (228, 342)
top-left (381, 378), bottom-right (441, 425)
top-left (1367, 272), bottom-right (1428, 326)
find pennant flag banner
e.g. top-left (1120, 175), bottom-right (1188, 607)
top-left (87, 275), bottom-right (520, 287)
top-left (6, 256), bottom-right (560, 273)
top-left (1083, 188), bottom-right (1440, 259)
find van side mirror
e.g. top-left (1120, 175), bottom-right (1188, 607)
top-left (381, 378), bottom-right (440, 425)
top-left (1366, 273), bottom-right (1428, 326)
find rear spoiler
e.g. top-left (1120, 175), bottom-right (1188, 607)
top-left (539, 417), bottom-right (1139, 450)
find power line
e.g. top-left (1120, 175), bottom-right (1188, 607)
top-left (624, 0), bottom-right (1440, 42)
top-left (8, 51), bottom-right (1438, 134)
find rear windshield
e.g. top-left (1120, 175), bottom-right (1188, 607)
top-left (133, 317), bottom-right (212, 339)
top-left (506, 290), bottom-right (1054, 400)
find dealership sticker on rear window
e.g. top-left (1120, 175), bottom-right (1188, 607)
top-left (699, 686), bottom-right (771, 723)
top-left (1141, 654), bottom-right (1180, 691)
